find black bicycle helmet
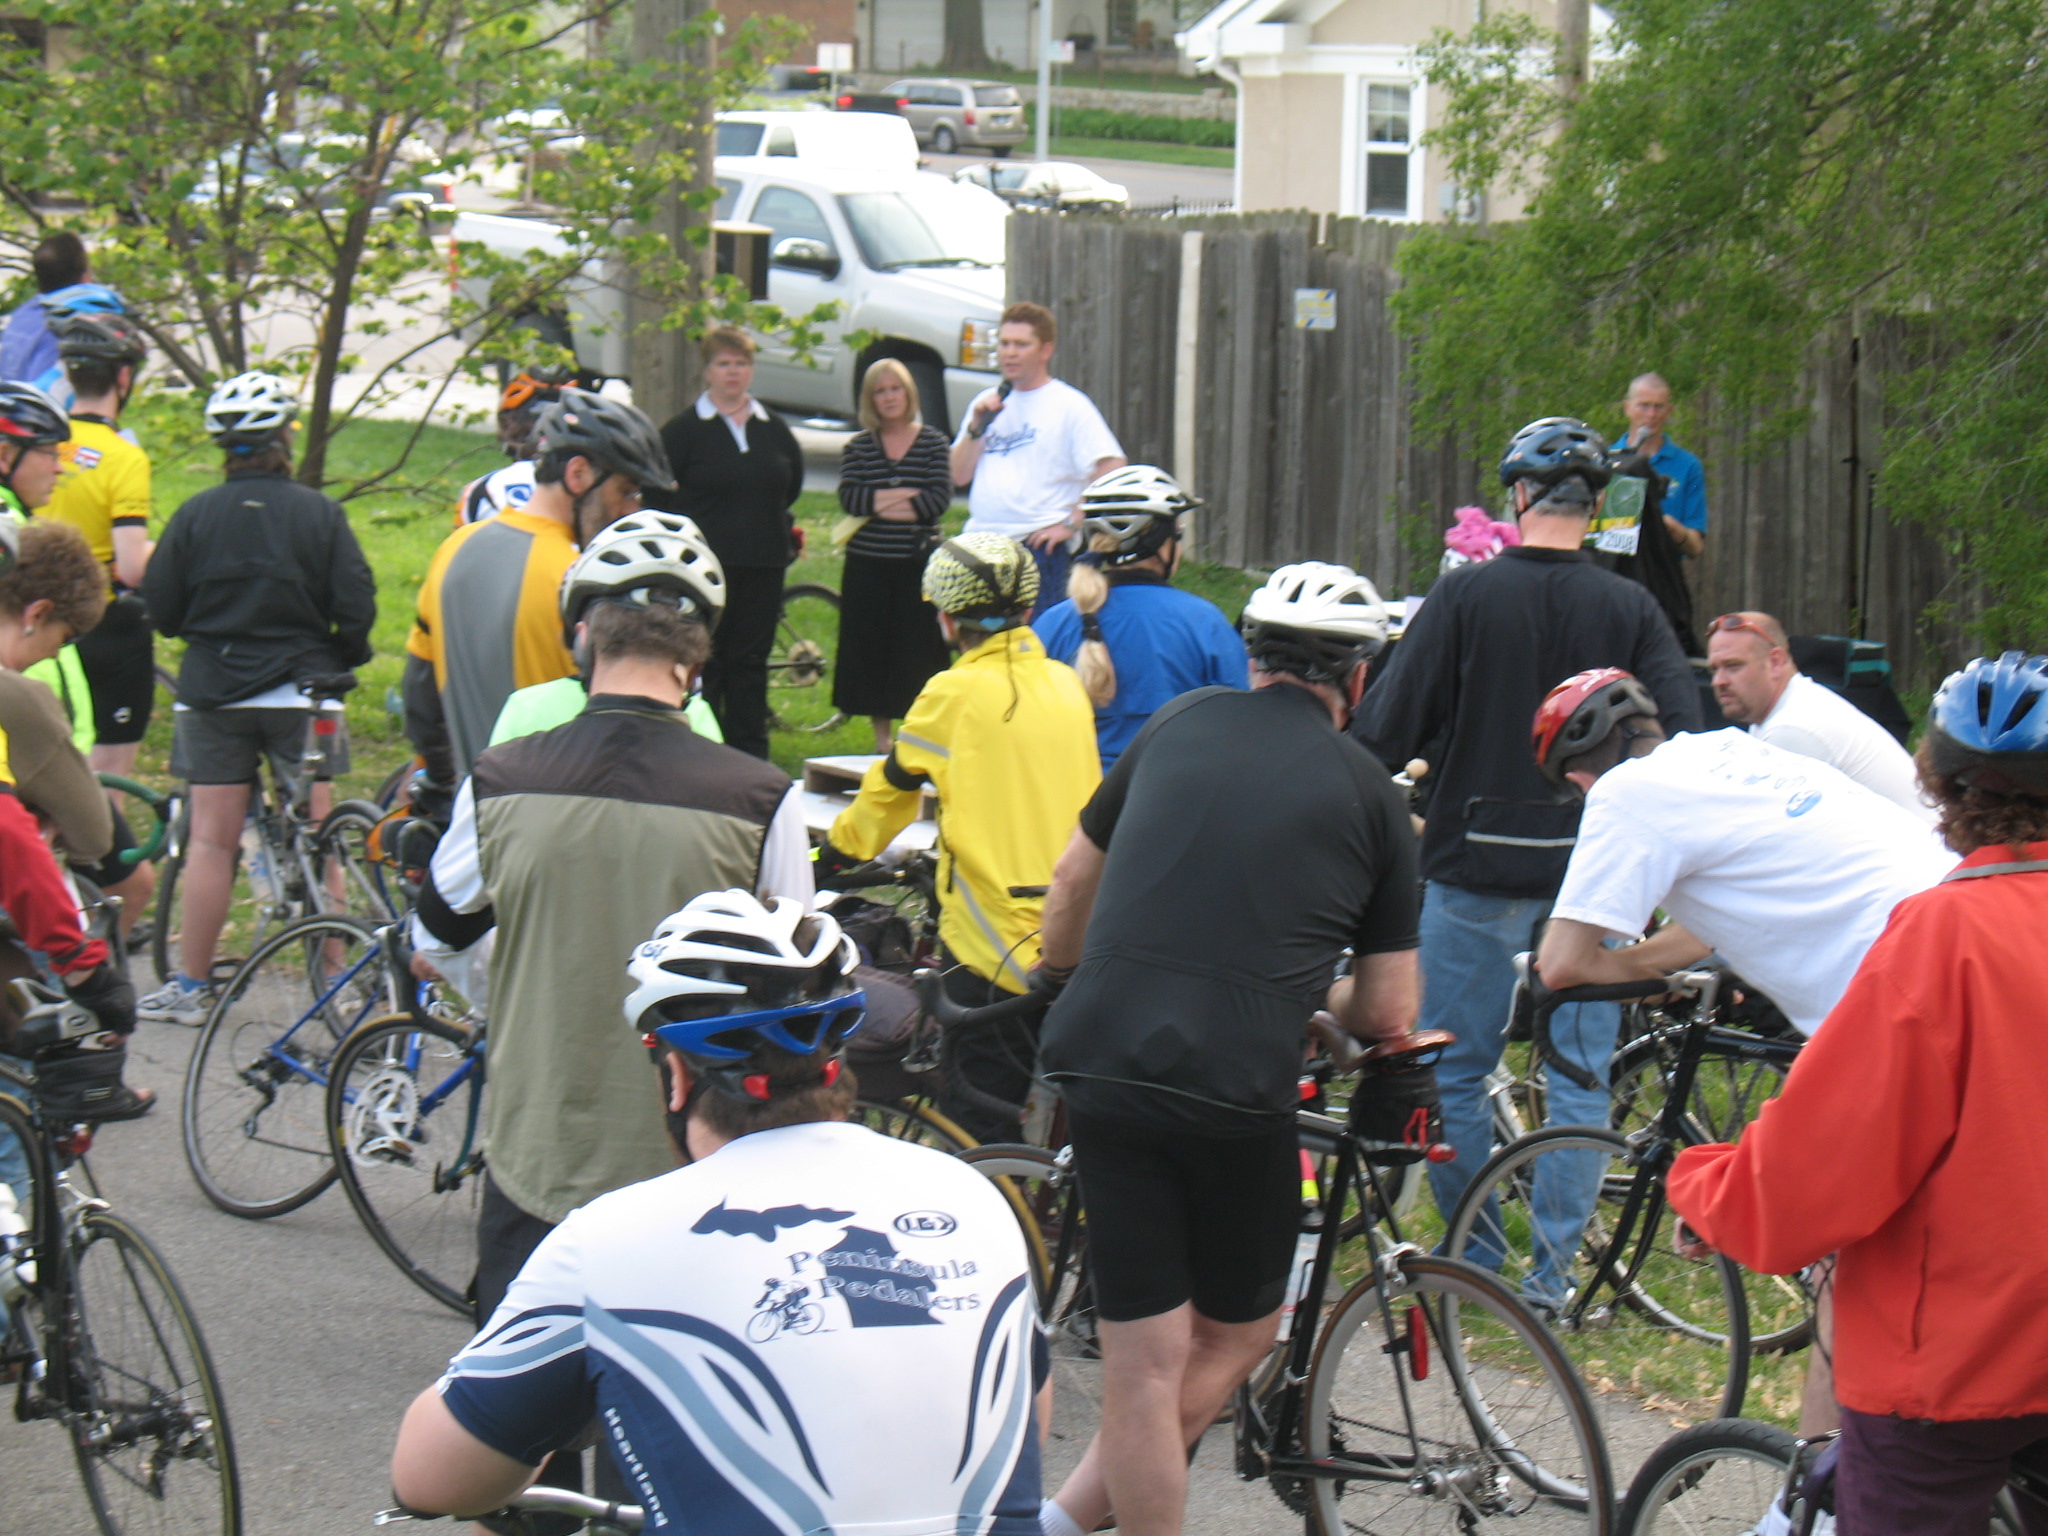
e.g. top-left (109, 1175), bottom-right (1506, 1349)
top-left (52, 310), bottom-right (149, 368)
top-left (532, 388), bottom-right (677, 493)
top-left (1499, 417), bottom-right (1613, 501)
top-left (0, 382), bottom-right (72, 449)
top-left (1925, 651), bottom-right (2048, 796)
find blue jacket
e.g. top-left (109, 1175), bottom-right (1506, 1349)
top-left (0, 283), bottom-right (125, 404)
top-left (1035, 574), bottom-right (1248, 769)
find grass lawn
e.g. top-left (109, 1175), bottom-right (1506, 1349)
top-left (1046, 137), bottom-right (1234, 171)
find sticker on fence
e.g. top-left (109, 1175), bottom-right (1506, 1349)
top-left (1293, 288), bottom-right (1336, 331)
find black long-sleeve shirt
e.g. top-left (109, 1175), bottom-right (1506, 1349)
top-left (838, 425), bottom-right (953, 560)
top-left (1351, 545), bottom-right (1700, 898)
top-left (648, 399), bottom-right (805, 570)
top-left (142, 468), bottom-right (376, 709)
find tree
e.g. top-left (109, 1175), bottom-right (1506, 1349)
top-left (943, 0), bottom-right (991, 73)
top-left (0, 0), bottom-right (813, 493)
top-left (1398, 0), bottom-right (2048, 647)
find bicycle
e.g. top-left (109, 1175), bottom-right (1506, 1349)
top-left (767, 581), bottom-right (843, 732)
top-left (0, 978), bottom-right (242, 1534)
top-left (149, 673), bottom-right (393, 985)
top-left (377, 1486), bottom-right (642, 1535)
top-left (969, 1035), bottom-right (1617, 1534)
top-left (746, 1276), bottom-right (826, 1342)
top-left (1443, 964), bottom-right (1809, 1420)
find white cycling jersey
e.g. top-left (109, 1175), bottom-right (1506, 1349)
top-left (456, 460), bottom-right (538, 525)
top-left (438, 1121), bottom-right (1043, 1535)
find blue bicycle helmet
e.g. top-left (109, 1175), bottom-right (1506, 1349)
top-left (624, 891), bottom-right (865, 1101)
top-left (1499, 416), bottom-right (1613, 501)
top-left (1927, 651), bottom-right (2048, 795)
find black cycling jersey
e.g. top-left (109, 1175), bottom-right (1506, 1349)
top-left (1039, 682), bottom-right (1419, 1132)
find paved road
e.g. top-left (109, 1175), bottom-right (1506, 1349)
top-left (922, 148), bottom-right (1233, 209)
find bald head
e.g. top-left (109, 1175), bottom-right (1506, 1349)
top-left (1626, 372), bottom-right (1671, 401)
top-left (1623, 373), bottom-right (1673, 451)
top-left (1707, 611), bottom-right (1796, 723)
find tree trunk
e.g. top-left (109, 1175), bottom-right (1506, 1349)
top-left (1556, 0), bottom-right (1589, 104)
top-left (627, 0), bottom-right (715, 429)
top-left (942, 0), bottom-right (990, 73)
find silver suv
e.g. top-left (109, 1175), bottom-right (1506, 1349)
top-left (890, 79), bottom-right (1028, 156)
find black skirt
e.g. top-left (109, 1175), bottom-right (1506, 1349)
top-left (833, 549), bottom-right (950, 719)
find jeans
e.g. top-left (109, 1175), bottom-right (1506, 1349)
top-left (1417, 881), bottom-right (1618, 1303)
top-left (0, 1053), bottom-right (31, 1340)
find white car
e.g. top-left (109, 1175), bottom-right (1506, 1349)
top-left (950, 160), bottom-right (1129, 211)
top-left (450, 159), bottom-right (1009, 435)
top-left (714, 110), bottom-right (920, 173)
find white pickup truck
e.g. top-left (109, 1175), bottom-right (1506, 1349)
top-left (451, 157), bottom-right (1009, 435)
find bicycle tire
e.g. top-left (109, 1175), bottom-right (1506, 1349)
top-left (1303, 1251), bottom-right (1613, 1534)
top-left (769, 583), bottom-right (841, 695)
top-left (149, 805), bottom-right (186, 985)
top-left (68, 1210), bottom-right (243, 1536)
top-left (313, 798), bottom-right (403, 922)
top-left (1445, 1125), bottom-right (1752, 1419)
top-left (181, 915), bottom-right (386, 1219)
top-left (958, 1146), bottom-right (1105, 1490)
top-left (849, 1097), bottom-right (975, 1155)
top-left (326, 1013), bottom-right (486, 1315)
top-left (1615, 1418), bottom-right (1795, 1535)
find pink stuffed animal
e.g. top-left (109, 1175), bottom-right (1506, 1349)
top-left (1442, 505), bottom-right (1522, 563)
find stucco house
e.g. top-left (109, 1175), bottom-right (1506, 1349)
top-left (1179, 0), bottom-right (1599, 217)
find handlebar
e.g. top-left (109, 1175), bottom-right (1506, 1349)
top-left (917, 968), bottom-right (1050, 1030)
top-left (1510, 953), bottom-right (1717, 1091)
top-left (96, 774), bottom-right (173, 866)
top-left (818, 862), bottom-right (906, 892)
top-left (375, 1488), bottom-right (644, 1531)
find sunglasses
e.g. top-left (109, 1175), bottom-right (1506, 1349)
top-left (1707, 614), bottom-right (1776, 645)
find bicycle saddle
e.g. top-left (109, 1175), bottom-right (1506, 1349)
top-left (298, 671), bottom-right (359, 700)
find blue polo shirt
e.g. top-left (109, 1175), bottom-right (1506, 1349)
top-left (1035, 575), bottom-right (1248, 769)
top-left (1612, 434), bottom-right (1708, 535)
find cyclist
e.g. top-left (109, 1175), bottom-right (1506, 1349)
top-left (1349, 415), bottom-right (1699, 1231)
top-left (0, 232), bottom-right (125, 408)
top-left (405, 387), bottom-right (674, 790)
top-left (484, 511), bottom-right (724, 747)
top-left (1668, 652), bottom-right (2048, 1533)
top-left (1033, 465), bottom-right (1246, 770)
top-left (391, 890), bottom-right (1042, 1533)
top-left (816, 532), bottom-right (1100, 1142)
top-left (452, 369), bottom-right (570, 527)
top-left (1032, 561), bottom-right (1427, 1536)
top-left (42, 312), bottom-right (156, 781)
top-left (1705, 609), bottom-right (1933, 822)
top-left (0, 381), bottom-right (96, 754)
top-left (137, 372), bottom-right (375, 1024)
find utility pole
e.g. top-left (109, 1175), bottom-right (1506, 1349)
top-left (1556, 0), bottom-right (1589, 105)
top-left (627, 0), bottom-right (715, 426)
top-left (1035, 0), bottom-right (1052, 162)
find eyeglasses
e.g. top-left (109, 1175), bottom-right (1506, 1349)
top-left (1708, 614), bottom-right (1775, 645)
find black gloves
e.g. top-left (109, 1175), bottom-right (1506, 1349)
top-left (1026, 961), bottom-right (1075, 1003)
top-left (64, 962), bottom-right (137, 1036)
top-left (812, 841), bottom-right (860, 881)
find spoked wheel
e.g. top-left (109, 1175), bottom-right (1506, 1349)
top-left (848, 1098), bottom-right (974, 1154)
top-left (768, 583), bottom-right (840, 703)
top-left (181, 916), bottom-right (387, 1218)
top-left (326, 1013), bottom-right (488, 1314)
top-left (67, 1211), bottom-right (242, 1536)
top-left (1445, 1126), bottom-right (1751, 1419)
top-left (950, 1146), bottom-right (1097, 1482)
top-left (1614, 1418), bottom-right (1795, 1535)
top-left (1304, 1252), bottom-right (1612, 1535)
top-left (312, 798), bottom-right (403, 922)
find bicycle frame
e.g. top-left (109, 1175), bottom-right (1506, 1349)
top-left (252, 942), bottom-right (390, 1094)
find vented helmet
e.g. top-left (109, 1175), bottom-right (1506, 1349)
top-left (1239, 562), bottom-right (1388, 682)
top-left (560, 510), bottom-right (727, 641)
top-left (1532, 667), bottom-right (1661, 787)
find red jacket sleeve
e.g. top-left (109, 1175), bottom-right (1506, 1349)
top-left (0, 788), bottom-right (108, 976)
top-left (1666, 903), bottom-right (1958, 1275)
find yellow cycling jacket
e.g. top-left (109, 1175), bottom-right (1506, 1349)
top-left (831, 626), bottom-right (1100, 989)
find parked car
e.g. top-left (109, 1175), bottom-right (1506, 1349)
top-left (889, 78), bottom-right (1028, 156)
top-left (714, 110), bottom-right (919, 172)
top-left (449, 160), bottom-right (1009, 436)
top-left (951, 160), bottom-right (1128, 211)
top-left (833, 90), bottom-right (910, 115)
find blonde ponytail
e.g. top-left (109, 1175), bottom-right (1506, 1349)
top-left (1068, 533), bottom-right (1120, 707)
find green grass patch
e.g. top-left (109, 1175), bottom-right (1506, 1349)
top-left (1033, 105), bottom-right (1233, 147)
top-left (1045, 137), bottom-right (1235, 170)
top-left (941, 65), bottom-right (1223, 97)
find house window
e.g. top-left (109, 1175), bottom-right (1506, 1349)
top-left (1105, 0), bottom-right (1137, 45)
top-left (1363, 82), bottom-right (1412, 218)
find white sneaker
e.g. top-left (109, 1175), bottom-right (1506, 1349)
top-left (136, 978), bottom-right (217, 1028)
top-left (1744, 1497), bottom-right (1793, 1536)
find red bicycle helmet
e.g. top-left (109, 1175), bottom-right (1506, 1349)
top-left (1532, 667), bottom-right (1661, 787)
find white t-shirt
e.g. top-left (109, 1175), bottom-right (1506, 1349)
top-left (959, 378), bottom-right (1122, 539)
top-left (1752, 671), bottom-right (1934, 824)
top-left (438, 1121), bottom-right (1043, 1535)
top-left (1551, 729), bottom-right (1954, 1034)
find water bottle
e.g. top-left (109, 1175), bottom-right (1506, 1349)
top-left (1275, 1212), bottom-right (1323, 1340)
top-left (0, 1181), bottom-right (33, 1302)
top-left (241, 820), bottom-right (279, 910)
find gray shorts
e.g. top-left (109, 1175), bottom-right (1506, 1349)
top-left (169, 706), bottom-right (352, 786)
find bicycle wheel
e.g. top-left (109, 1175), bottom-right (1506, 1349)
top-left (768, 583), bottom-right (841, 730)
top-left (67, 1210), bottom-right (242, 1536)
top-left (1303, 1251), bottom-right (1611, 1534)
top-left (327, 1013), bottom-right (486, 1314)
top-left (148, 801), bottom-right (188, 985)
top-left (1614, 1418), bottom-right (1795, 1535)
top-left (181, 916), bottom-right (385, 1218)
top-left (1609, 1025), bottom-right (1792, 1146)
top-left (312, 798), bottom-right (402, 921)
top-left (1445, 1126), bottom-right (1751, 1419)
top-left (849, 1097), bottom-right (975, 1154)
top-left (958, 1146), bottom-right (1105, 1482)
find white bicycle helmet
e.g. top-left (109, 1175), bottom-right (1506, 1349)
top-left (205, 371), bottom-right (298, 447)
top-left (1079, 464), bottom-right (1198, 567)
top-left (560, 509), bottom-right (727, 642)
top-left (1239, 561), bottom-right (1389, 682)
top-left (625, 891), bottom-right (865, 1097)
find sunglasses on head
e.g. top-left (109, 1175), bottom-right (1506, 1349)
top-left (1708, 614), bottom-right (1776, 645)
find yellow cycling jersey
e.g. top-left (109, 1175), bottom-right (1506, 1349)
top-left (832, 626), bottom-right (1100, 989)
top-left (45, 418), bottom-right (151, 570)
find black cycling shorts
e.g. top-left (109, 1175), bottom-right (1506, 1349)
top-left (72, 592), bottom-right (155, 746)
top-left (1066, 1108), bottom-right (1301, 1325)
top-left (169, 705), bottom-right (351, 786)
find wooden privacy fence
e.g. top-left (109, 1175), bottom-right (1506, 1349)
top-left (1006, 210), bottom-right (1986, 688)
